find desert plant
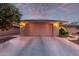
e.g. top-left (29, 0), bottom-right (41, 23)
top-left (59, 27), bottom-right (68, 37)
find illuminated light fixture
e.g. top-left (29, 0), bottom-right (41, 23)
top-left (19, 22), bottom-right (26, 28)
top-left (53, 22), bottom-right (60, 28)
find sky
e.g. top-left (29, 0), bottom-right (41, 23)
top-left (14, 3), bottom-right (79, 22)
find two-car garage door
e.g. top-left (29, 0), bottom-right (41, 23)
top-left (20, 22), bottom-right (53, 36)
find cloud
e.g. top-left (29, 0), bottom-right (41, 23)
top-left (16, 3), bottom-right (24, 8)
top-left (15, 3), bottom-right (79, 22)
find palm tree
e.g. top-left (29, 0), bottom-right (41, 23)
top-left (0, 3), bottom-right (22, 31)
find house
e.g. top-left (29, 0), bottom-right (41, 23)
top-left (20, 18), bottom-right (65, 36)
top-left (0, 22), bottom-right (20, 36)
top-left (62, 24), bottom-right (79, 35)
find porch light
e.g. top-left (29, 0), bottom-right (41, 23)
top-left (53, 22), bottom-right (60, 28)
top-left (19, 22), bottom-right (26, 28)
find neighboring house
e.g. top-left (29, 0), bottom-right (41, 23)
top-left (20, 18), bottom-right (65, 36)
top-left (0, 23), bottom-right (20, 36)
top-left (62, 24), bottom-right (79, 34)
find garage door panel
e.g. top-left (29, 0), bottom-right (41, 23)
top-left (29, 23), bottom-right (53, 36)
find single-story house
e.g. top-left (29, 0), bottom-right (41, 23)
top-left (62, 24), bottom-right (79, 35)
top-left (20, 18), bottom-right (65, 36)
top-left (0, 22), bottom-right (20, 36)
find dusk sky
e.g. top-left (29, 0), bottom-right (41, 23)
top-left (14, 3), bottom-right (79, 22)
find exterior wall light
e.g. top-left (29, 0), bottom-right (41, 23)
top-left (53, 22), bottom-right (60, 28)
top-left (19, 22), bottom-right (26, 28)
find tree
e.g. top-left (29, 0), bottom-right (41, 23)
top-left (0, 3), bottom-right (22, 31)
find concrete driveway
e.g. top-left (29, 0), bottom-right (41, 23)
top-left (0, 36), bottom-right (79, 56)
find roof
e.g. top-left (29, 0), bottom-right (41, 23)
top-left (20, 18), bottom-right (67, 22)
top-left (61, 24), bottom-right (79, 27)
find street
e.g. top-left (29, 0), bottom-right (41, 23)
top-left (0, 36), bottom-right (79, 56)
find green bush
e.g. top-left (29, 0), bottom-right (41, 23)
top-left (59, 28), bottom-right (68, 37)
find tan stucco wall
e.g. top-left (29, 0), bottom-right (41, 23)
top-left (53, 27), bottom-right (59, 36)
